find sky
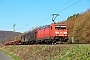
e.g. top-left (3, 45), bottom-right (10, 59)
top-left (0, 0), bottom-right (90, 33)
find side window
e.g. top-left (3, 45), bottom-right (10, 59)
top-left (51, 26), bottom-right (52, 30)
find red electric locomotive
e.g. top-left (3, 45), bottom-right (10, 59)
top-left (36, 23), bottom-right (68, 44)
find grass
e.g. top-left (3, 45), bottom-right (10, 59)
top-left (0, 47), bottom-right (22, 60)
top-left (57, 44), bottom-right (90, 60)
top-left (0, 44), bottom-right (90, 60)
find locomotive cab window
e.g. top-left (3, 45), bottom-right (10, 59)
top-left (55, 26), bottom-right (60, 30)
top-left (55, 26), bottom-right (66, 30)
top-left (51, 26), bottom-right (52, 30)
top-left (60, 26), bottom-right (66, 29)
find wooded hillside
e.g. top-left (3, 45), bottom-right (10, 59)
top-left (64, 9), bottom-right (90, 43)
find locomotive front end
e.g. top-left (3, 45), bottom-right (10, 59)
top-left (53, 23), bottom-right (68, 42)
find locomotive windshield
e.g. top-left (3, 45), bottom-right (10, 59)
top-left (55, 25), bottom-right (66, 30)
top-left (60, 26), bottom-right (66, 29)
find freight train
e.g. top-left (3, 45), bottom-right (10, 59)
top-left (4, 23), bottom-right (68, 45)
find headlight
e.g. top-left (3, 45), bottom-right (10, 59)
top-left (64, 32), bottom-right (67, 34)
top-left (55, 32), bottom-right (59, 34)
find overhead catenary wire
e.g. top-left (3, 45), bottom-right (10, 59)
top-left (15, 24), bottom-right (28, 31)
top-left (53, 0), bottom-right (73, 13)
top-left (36, 0), bottom-right (81, 26)
top-left (57, 0), bottom-right (82, 13)
top-left (36, 0), bottom-right (73, 26)
top-left (18, 0), bottom-right (82, 32)
top-left (37, 15), bottom-right (52, 25)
